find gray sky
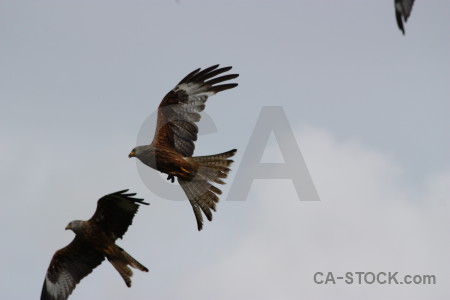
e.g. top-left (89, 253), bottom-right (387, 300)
top-left (1, 1), bottom-right (449, 299)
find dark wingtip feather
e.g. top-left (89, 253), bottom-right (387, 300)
top-left (196, 216), bottom-right (203, 231)
top-left (184, 64), bottom-right (217, 81)
top-left (206, 73), bottom-right (239, 86)
top-left (395, 10), bottom-right (406, 35)
top-left (176, 65), bottom-right (239, 95)
top-left (196, 64), bottom-right (220, 77)
top-left (113, 189), bottom-right (130, 195)
top-left (211, 83), bottom-right (239, 94)
top-left (196, 65), bottom-right (233, 81)
top-left (208, 64), bottom-right (221, 69)
top-left (40, 280), bottom-right (50, 300)
top-left (178, 67), bottom-right (202, 84)
top-left (218, 66), bottom-right (232, 72)
top-left (110, 189), bottom-right (150, 205)
top-left (136, 199), bottom-right (150, 206)
top-left (193, 65), bottom-right (239, 84)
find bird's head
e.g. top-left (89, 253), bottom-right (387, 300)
top-left (128, 145), bottom-right (147, 158)
top-left (65, 220), bottom-right (83, 233)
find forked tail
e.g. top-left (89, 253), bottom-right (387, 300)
top-left (108, 246), bottom-right (149, 287)
top-left (178, 149), bottom-right (237, 231)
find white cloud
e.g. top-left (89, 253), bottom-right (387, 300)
top-left (177, 126), bottom-right (450, 300)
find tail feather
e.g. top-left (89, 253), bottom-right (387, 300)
top-left (191, 149), bottom-right (236, 162)
top-left (179, 149), bottom-right (237, 231)
top-left (120, 247), bottom-right (148, 272)
top-left (108, 246), bottom-right (149, 287)
top-left (109, 259), bottom-right (133, 287)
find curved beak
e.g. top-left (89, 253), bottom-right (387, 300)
top-left (65, 224), bottom-right (71, 230)
top-left (128, 151), bottom-right (135, 158)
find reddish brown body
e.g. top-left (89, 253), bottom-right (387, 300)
top-left (149, 147), bottom-right (198, 179)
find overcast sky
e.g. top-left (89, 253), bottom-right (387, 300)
top-left (1, 1), bottom-right (449, 299)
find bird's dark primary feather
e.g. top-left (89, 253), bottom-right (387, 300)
top-left (197, 66), bottom-right (232, 82)
top-left (178, 67), bottom-right (202, 84)
top-left (89, 189), bottom-right (149, 240)
top-left (395, 0), bottom-right (415, 34)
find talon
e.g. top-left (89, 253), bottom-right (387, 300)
top-left (167, 175), bottom-right (175, 183)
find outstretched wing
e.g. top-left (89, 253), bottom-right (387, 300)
top-left (151, 65), bottom-right (239, 157)
top-left (88, 189), bottom-right (149, 240)
top-left (41, 237), bottom-right (105, 300)
top-left (395, 0), bottom-right (415, 34)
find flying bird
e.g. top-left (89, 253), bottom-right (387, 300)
top-left (129, 65), bottom-right (238, 231)
top-left (395, 0), bottom-right (415, 34)
top-left (40, 190), bottom-right (149, 300)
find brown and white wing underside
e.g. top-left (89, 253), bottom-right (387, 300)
top-left (152, 65), bottom-right (239, 157)
top-left (41, 238), bottom-right (104, 300)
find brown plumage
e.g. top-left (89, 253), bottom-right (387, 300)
top-left (129, 65), bottom-right (238, 230)
top-left (40, 190), bottom-right (149, 300)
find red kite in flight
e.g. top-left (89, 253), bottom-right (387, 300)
top-left (41, 190), bottom-right (149, 300)
top-left (129, 65), bottom-right (238, 231)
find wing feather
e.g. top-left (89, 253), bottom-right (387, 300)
top-left (395, 0), bottom-right (415, 34)
top-left (40, 238), bottom-right (104, 300)
top-left (88, 190), bottom-right (149, 240)
top-left (152, 65), bottom-right (239, 157)
top-left (196, 66), bottom-right (232, 82)
top-left (178, 67), bottom-right (202, 84)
